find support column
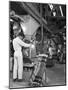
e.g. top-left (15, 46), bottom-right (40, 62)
top-left (40, 4), bottom-right (44, 53)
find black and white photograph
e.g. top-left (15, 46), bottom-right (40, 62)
top-left (9, 1), bottom-right (66, 89)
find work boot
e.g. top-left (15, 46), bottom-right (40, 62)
top-left (13, 78), bottom-right (17, 82)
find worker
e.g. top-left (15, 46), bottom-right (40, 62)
top-left (12, 22), bottom-right (34, 82)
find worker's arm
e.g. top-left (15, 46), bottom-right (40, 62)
top-left (17, 38), bottom-right (31, 48)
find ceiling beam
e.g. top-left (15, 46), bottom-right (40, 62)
top-left (20, 2), bottom-right (53, 34)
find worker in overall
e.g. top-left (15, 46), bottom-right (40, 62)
top-left (12, 22), bottom-right (35, 82)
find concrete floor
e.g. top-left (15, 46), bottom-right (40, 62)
top-left (46, 63), bottom-right (66, 86)
top-left (9, 63), bottom-right (66, 89)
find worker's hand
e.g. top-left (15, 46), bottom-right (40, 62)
top-left (30, 44), bottom-right (35, 49)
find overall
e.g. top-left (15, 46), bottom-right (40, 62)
top-left (13, 50), bottom-right (23, 79)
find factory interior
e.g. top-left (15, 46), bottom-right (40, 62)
top-left (9, 1), bottom-right (66, 88)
